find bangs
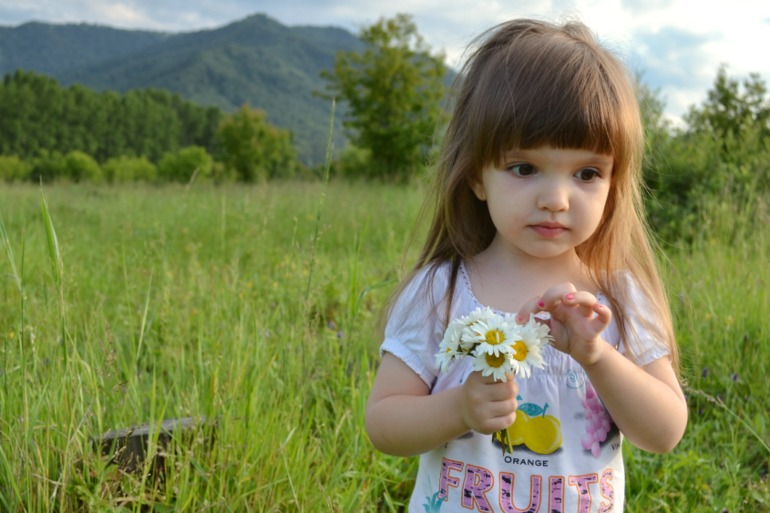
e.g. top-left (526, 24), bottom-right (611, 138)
top-left (459, 24), bottom-right (637, 169)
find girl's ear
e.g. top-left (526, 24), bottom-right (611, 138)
top-left (470, 178), bottom-right (487, 201)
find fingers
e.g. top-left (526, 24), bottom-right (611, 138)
top-left (466, 370), bottom-right (518, 399)
top-left (462, 371), bottom-right (519, 433)
top-left (561, 291), bottom-right (599, 318)
top-left (590, 300), bottom-right (612, 326)
top-left (467, 395), bottom-right (518, 434)
top-left (516, 283), bottom-right (608, 323)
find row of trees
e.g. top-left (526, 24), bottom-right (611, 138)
top-left (0, 71), bottom-right (300, 182)
top-left (0, 70), bottom-right (220, 163)
top-left (1, 14), bottom-right (769, 243)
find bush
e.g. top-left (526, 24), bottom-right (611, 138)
top-left (102, 155), bottom-right (157, 183)
top-left (64, 151), bottom-right (103, 183)
top-left (0, 155), bottom-right (31, 182)
top-left (216, 106), bottom-right (299, 182)
top-left (29, 151), bottom-right (67, 183)
top-left (332, 145), bottom-right (372, 180)
top-left (157, 146), bottom-right (213, 183)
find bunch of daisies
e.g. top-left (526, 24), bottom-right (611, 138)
top-left (435, 306), bottom-right (552, 381)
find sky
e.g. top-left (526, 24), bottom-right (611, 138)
top-left (1, 0), bottom-right (769, 126)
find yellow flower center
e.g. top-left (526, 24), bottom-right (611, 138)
top-left (485, 353), bottom-right (506, 369)
top-left (512, 340), bottom-right (528, 362)
top-left (484, 329), bottom-right (505, 346)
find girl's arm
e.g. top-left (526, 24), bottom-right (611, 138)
top-left (519, 285), bottom-right (687, 454)
top-left (581, 345), bottom-right (686, 453)
top-left (366, 353), bottom-right (519, 456)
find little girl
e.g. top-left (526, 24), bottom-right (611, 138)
top-left (365, 19), bottom-right (687, 513)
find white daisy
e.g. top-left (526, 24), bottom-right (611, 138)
top-left (507, 314), bottom-right (551, 378)
top-left (472, 350), bottom-right (514, 382)
top-left (464, 313), bottom-right (515, 357)
top-left (435, 320), bottom-right (464, 372)
top-left (456, 306), bottom-right (496, 352)
top-left (435, 307), bottom-right (552, 383)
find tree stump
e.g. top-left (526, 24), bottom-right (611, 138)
top-left (97, 416), bottom-right (212, 475)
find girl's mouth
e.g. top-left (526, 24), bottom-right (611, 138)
top-left (531, 223), bottom-right (566, 238)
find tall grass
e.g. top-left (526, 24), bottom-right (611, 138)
top-left (0, 182), bottom-right (767, 511)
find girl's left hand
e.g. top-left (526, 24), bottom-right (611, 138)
top-left (517, 283), bottom-right (612, 367)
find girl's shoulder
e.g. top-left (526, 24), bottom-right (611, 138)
top-left (393, 261), bottom-right (456, 313)
top-left (603, 269), bottom-right (653, 312)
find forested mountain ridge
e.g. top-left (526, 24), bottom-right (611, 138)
top-left (0, 14), bottom-right (363, 164)
top-left (0, 21), bottom-right (170, 76)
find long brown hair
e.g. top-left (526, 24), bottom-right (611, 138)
top-left (396, 18), bottom-right (678, 373)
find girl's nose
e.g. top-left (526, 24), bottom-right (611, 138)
top-left (536, 178), bottom-right (569, 212)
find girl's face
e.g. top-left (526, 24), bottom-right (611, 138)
top-left (471, 146), bottom-right (613, 262)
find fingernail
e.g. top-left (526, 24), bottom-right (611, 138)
top-left (537, 300), bottom-right (545, 308)
top-left (516, 315), bottom-right (524, 323)
top-left (565, 294), bottom-right (575, 301)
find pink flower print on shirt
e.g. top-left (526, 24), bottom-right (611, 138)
top-left (580, 383), bottom-right (615, 458)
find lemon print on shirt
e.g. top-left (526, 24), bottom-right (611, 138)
top-left (494, 401), bottom-right (562, 455)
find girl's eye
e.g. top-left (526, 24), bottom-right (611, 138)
top-left (575, 168), bottom-right (600, 181)
top-left (507, 163), bottom-right (536, 177)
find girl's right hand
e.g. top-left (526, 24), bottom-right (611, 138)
top-left (517, 283), bottom-right (612, 367)
top-left (459, 371), bottom-right (519, 434)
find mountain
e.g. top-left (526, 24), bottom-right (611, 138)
top-left (0, 14), bottom-right (363, 165)
top-left (0, 21), bottom-right (170, 76)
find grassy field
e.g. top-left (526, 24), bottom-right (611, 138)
top-left (0, 182), bottom-right (767, 512)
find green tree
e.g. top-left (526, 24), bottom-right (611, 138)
top-left (321, 13), bottom-right (448, 182)
top-left (685, 65), bottom-right (770, 154)
top-left (216, 106), bottom-right (299, 182)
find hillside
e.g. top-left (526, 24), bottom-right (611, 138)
top-left (0, 14), bottom-right (362, 165)
top-left (0, 21), bottom-right (169, 76)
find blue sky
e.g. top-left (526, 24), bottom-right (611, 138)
top-left (1, 0), bottom-right (768, 125)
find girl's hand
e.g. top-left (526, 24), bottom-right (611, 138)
top-left (518, 283), bottom-right (612, 367)
top-left (458, 371), bottom-right (518, 434)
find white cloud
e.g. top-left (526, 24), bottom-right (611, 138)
top-left (90, 2), bottom-right (149, 27)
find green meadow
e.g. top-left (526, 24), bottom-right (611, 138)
top-left (0, 182), bottom-right (767, 512)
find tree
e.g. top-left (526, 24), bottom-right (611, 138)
top-left (321, 14), bottom-right (448, 182)
top-left (216, 106), bottom-right (299, 182)
top-left (684, 65), bottom-right (770, 158)
top-left (644, 66), bottom-right (770, 242)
